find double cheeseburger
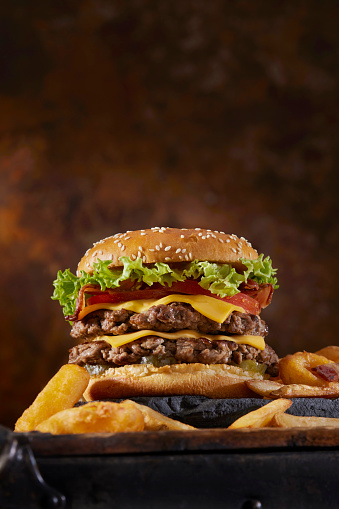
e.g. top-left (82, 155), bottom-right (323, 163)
top-left (53, 227), bottom-right (279, 399)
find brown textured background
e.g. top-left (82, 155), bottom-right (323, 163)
top-left (1, 2), bottom-right (338, 428)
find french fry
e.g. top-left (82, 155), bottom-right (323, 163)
top-left (15, 364), bottom-right (90, 432)
top-left (272, 412), bottom-right (339, 428)
top-left (279, 351), bottom-right (334, 386)
top-left (245, 380), bottom-right (284, 398)
top-left (36, 401), bottom-right (145, 434)
top-left (271, 383), bottom-right (339, 399)
top-left (123, 400), bottom-right (196, 431)
top-left (316, 346), bottom-right (339, 363)
top-left (228, 399), bottom-right (293, 429)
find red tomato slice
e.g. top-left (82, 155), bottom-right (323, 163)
top-left (86, 279), bottom-right (260, 315)
top-left (87, 289), bottom-right (170, 305)
top-left (223, 293), bottom-right (260, 315)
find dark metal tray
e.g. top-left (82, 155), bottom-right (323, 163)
top-left (1, 424), bottom-right (339, 509)
top-left (2, 396), bottom-right (339, 508)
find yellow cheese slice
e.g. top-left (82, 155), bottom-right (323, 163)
top-left (95, 330), bottom-right (265, 350)
top-left (78, 294), bottom-right (245, 323)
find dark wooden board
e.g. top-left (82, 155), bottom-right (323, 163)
top-left (17, 427), bottom-right (339, 457)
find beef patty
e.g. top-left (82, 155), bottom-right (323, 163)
top-left (69, 303), bottom-right (278, 376)
top-left (70, 303), bottom-right (268, 339)
top-left (69, 336), bottom-right (279, 377)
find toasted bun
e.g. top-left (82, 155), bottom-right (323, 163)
top-left (77, 227), bottom-right (258, 275)
top-left (83, 363), bottom-right (264, 400)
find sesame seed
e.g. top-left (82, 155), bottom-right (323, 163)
top-left (195, 228), bottom-right (201, 231)
top-left (118, 243), bottom-right (122, 247)
top-left (218, 239), bottom-right (224, 243)
top-left (211, 234), bottom-right (216, 238)
top-left (114, 239), bottom-right (119, 244)
top-left (142, 256), bottom-right (147, 262)
top-left (180, 235), bottom-right (185, 238)
top-left (185, 254), bottom-right (190, 260)
top-left (198, 232), bottom-right (203, 236)
top-left (149, 248), bottom-right (155, 252)
top-left (226, 239), bottom-right (230, 243)
top-left (138, 246), bottom-right (143, 251)
top-left (182, 248), bottom-right (187, 253)
top-left (131, 254), bottom-right (136, 260)
top-left (232, 248), bottom-right (237, 253)
top-left (92, 250), bottom-right (98, 256)
top-left (165, 246), bottom-right (171, 251)
top-left (137, 251), bottom-right (142, 258)
top-left (155, 245), bottom-right (160, 251)
top-left (140, 232), bottom-right (146, 236)
top-left (125, 236), bottom-right (130, 240)
top-left (121, 245), bottom-right (126, 251)
top-left (159, 242), bottom-right (163, 248)
top-left (202, 236), bottom-right (206, 239)
top-left (176, 248), bottom-right (181, 253)
top-left (165, 257), bottom-right (171, 261)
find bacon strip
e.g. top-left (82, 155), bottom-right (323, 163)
top-left (67, 280), bottom-right (274, 321)
top-left (67, 282), bottom-right (145, 320)
top-left (311, 363), bottom-right (339, 382)
top-left (66, 284), bottom-right (101, 321)
top-left (240, 281), bottom-right (274, 309)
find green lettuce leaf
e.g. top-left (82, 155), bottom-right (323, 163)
top-left (52, 255), bottom-right (278, 317)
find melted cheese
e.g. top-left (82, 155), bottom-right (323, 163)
top-left (95, 330), bottom-right (265, 350)
top-left (78, 293), bottom-right (245, 323)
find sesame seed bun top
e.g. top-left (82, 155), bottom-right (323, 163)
top-left (77, 227), bottom-right (258, 275)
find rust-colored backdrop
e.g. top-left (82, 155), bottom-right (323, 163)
top-left (1, 2), bottom-right (338, 428)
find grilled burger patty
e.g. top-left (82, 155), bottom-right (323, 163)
top-left (69, 303), bottom-right (279, 376)
top-left (70, 303), bottom-right (268, 339)
top-left (69, 336), bottom-right (279, 376)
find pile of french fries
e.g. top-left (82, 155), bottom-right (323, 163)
top-left (14, 346), bottom-right (339, 434)
top-left (229, 397), bottom-right (339, 429)
top-left (229, 345), bottom-right (339, 430)
top-left (246, 346), bottom-right (339, 400)
top-left (14, 364), bottom-right (196, 434)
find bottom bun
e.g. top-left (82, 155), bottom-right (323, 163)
top-left (83, 363), bottom-right (265, 400)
